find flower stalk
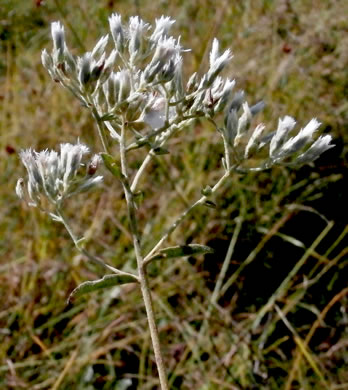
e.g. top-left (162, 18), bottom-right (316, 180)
top-left (119, 116), bottom-right (169, 389)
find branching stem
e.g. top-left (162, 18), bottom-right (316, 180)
top-left (119, 116), bottom-right (169, 390)
top-left (144, 169), bottom-right (232, 263)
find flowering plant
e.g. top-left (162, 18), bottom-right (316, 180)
top-left (17, 13), bottom-right (333, 389)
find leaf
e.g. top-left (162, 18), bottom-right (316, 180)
top-left (100, 112), bottom-right (116, 121)
top-left (153, 147), bottom-right (170, 155)
top-left (68, 274), bottom-right (137, 302)
top-left (101, 153), bottom-right (122, 179)
top-left (203, 200), bottom-right (217, 209)
top-left (149, 244), bottom-right (214, 263)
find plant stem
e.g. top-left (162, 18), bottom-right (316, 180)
top-left (56, 208), bottom-right (136, 279)
top-left (222, 134), bottom-right (231, 170)
top-left (131, 152), bottom-right (153, 192)
top-left (119, 116), bottom-right (169, 390)
top-left (92, 108), bottom-right (111, 154)
top-left (144, 169), bottom-right (232, 262)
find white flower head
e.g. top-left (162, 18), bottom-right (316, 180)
top-left (295, 134), bottom-right (334, 164)
top-left (78, 52), bottom-right (93, 86)
top-left (109, 13), bottom-right (124, 52)
top-left (277, 118), bottom-right (321, 160)
top-left (17, 143), bottom-right (102, 209)
top-left (91, 35), bottom-right (109, 59)
top-left (51, 21), bottom-right (65, 54)
top-left (128, 16), bottom-right (150, 60)
top-left (234, 102), bottom-right (252, 146)
top-left (204, 38), bottom-right (232, 86)
top-left (244, 123), bottom-right (266, 158)
top-left (128, 16), bottom-right (150, 37)
top-left (152, 36), bottom-right (183, 64)
top-left (209, 38), bottom-right (220, 67)
top-left (151, 16), bottom-right (176, 42)
top-left (270, 116), bottom-right (297, 157)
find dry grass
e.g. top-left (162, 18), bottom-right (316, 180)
top-left (0, 0), bottom-right (347, 389)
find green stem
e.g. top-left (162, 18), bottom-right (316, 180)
top-left (119, 116), bottom-right (169, 390)
top-left (131, 151), bottom-right (153, 192)
top-left (92, 109), bottom-right (110, 154)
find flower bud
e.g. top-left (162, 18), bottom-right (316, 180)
top-left (244, 123), bottom-right (266, 158)
top-left (150, 16), bottom-right (175, 43)
top-left (51, 21), bottom-right (65, 56)
top-left (128, 16), bottom-right (150, 63)
top-left (224, 108), bottom-right (238, 145)
top-left (295, 135), bottom-right (334, 164)
top-left (234, 102), bottom-right (252, 146)
top-left (118, 70), bottom-right (131, 102)
top-left (109, 13), bottom-right (125, 53)
top-left (87, 154), bottom-right (101, 175)
top-left (214, 79), bottom-right (235, 113)
top-left (91, 35), bottom-right (109, 59)
top-left (274, 118), bottom-right (321, 161)
top-left (78, 53), bottom-right (92, 87)
top-left (16, 178), bottom-right (25, 200)
top-left (204, 38), bottom-right (232, 87)
top-left (270, 116), bottom-right (296, 158)
top-left (250, 101), bottom-right (265, 116)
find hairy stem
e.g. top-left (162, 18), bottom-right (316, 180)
top-left (119, 116), bottom-right (169, 390)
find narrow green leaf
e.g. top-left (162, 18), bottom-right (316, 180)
top-left (149, 244), bottom-right (214, 263)
top-left (153, 147), bottom-right (170, 155)
top-left (100, 112), bottom-right (116, 121)
top-left (203, 200), bottom-right (217, 209)
top-left (68, 274), bottom-right (137, 302)
top-left (135, 138), bottom-right (150, 148)
top-left (101, 153), bottom-right (122, 179)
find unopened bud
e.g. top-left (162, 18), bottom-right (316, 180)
top-left (87, 154), bottom-right (101, 175)
top-left (16, 178), bottom-right (25, 200)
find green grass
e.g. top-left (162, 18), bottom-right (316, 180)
top-left (1, 0), bottom-right (347, 389)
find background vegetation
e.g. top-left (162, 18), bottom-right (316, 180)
top-left (0, 0), bottom-right (347, 389)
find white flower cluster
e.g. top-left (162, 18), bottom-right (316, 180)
top-left (16, 143), bottom-right (103, 208)
top-left (40, 13), bottom-right (333, 169)
top-left (223, 104), bottom-right (334, 166)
